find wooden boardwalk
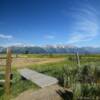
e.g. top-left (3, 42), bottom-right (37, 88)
top-left (18, 68), bottom-right (58, 88)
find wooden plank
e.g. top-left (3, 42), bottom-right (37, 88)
top-left (0, 80), bottom-right (12, 83)
top-left (0, 57), bottom-right (7, 59)
top-left (18, 68), bottom-right (58, 88)
top-left (0, 80), bottom-right (5, 83)
top-left (0, 65), bottom-right (6, 67)
top-left (0, 80), bottom-right (12, 86)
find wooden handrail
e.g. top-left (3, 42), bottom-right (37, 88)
top-left (0, 57), bottom-right (7, 59)
top-left (0, 65), bottom-right (6, 67)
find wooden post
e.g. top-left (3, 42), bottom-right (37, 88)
top-left (76, 51), bottom-right (81, 67)
top-left (5, 47), bottom-right (12, 99)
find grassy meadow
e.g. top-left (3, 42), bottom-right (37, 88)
top-left (0, 54), bottom-right (100, 100)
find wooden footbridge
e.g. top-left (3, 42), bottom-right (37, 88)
top-left (18, 68), bottom-right (58, 88)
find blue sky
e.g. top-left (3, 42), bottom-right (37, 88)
top-left (0, 0), bottom-right (100, 47)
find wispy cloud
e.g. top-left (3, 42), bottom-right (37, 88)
top-left (44, 35), bottom-right (55, 39)
top-left (2, 42), bottom-right (35, 47)
top-left (0, 34), bottom-right (13, 39)
top-left (67, 4), bottom-right (99, 44)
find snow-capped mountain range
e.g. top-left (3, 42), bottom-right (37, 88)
top-left (0, 45), bottom-right (100, 54)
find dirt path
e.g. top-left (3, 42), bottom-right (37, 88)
top-left (12, 58), bottom-right (65, 68)
top-left (14, 84), bottom-right (67, 100)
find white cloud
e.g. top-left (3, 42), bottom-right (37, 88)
top-left (2, 42), bottom-right (35, 47)
top-left (0, 34), bottom-right (13, 39)
top-left (67, 5), bottom-right (99, 44)
top-left (44, 35), bottom-right (55, 39)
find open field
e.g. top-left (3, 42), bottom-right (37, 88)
top-left (12, 58), bottom-right (65, 68)
top-left (0, 54), bottom-right (100, 100)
